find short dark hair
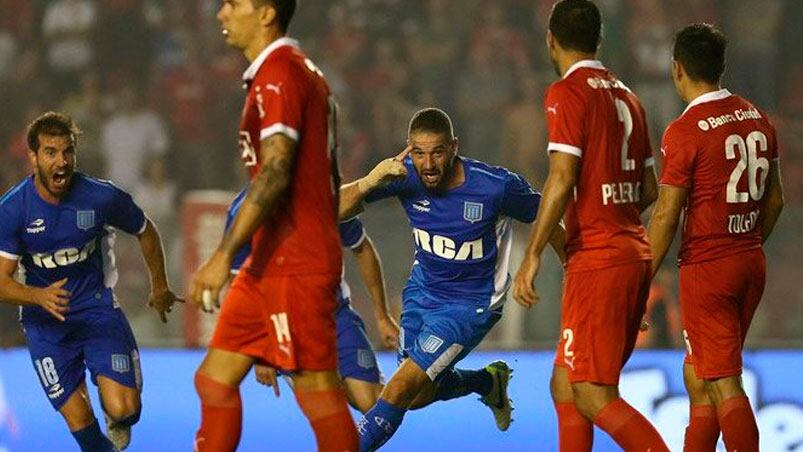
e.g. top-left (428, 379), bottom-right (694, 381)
top-left (255, 0), bottom-right (296, 34)
top-left (548, 0), bottom-right (602, 53)
top-left (673, 23), bottom-right (727, 84)
top-left (408, 108), bottom-right (455, 139)
top-left (26, 111), bottom-right (81, 152)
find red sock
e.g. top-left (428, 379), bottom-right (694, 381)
top-left (718, 396), bottom-right (758, 452)
top-left (594, 398), bottom-right (669, 452)
top-left (194, 373), bottom-right (242, 452)
top-left (555, 401), bottom-right (593, 451)
top-left (295, 388), bottom-right (359, 452)
top-left (684, 404), bottom-right (719, 452)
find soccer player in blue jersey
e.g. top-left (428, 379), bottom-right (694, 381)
top-left (0, 112), bottom-right (182, 451)
top-left (339, 108), bottom-right (564, 451)
top-left (223, 188), bottom-right (398, 412)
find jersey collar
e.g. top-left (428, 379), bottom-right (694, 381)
top-left (563, 59), bottom-right (605, 79)
top-left (242, 37), bottom-right (300, 83)
top-left (683, 89), bottom-right (732, 114)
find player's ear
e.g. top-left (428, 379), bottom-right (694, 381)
top-left (258, 2), bottom-right (277, 28)
top-left (27, 147), bottom-right (38, 168)
top-left (546, 30), bottom-right (556, 52)
top-left (452, 136), bottom-right (459, 154)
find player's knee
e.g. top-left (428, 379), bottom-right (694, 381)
top-left (705, 375), bottom-right (744, 405)
top-left (571, 383), bottom-right (617, 419)
top-left (550, 367), bottom-right (573, 403)
top-left (195, 371), bottom-right (241, 407)
top-left (683, 370), bottom-right (711, 404)
top-left (103, 395), bottom-right (141, 424)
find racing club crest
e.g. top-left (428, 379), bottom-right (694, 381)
top-left (463, 201), bottom-right (483, 223)
top-left (76, 210), bottom-right (95, 230)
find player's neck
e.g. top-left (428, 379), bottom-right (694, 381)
top-left (33, 177), bottom-right (67, 205)
top-left (443, 157), bottom-right (465, 191)
top-left (559, 52), bottom-right (597, 77)
top-left (244, 30), bottom-right (285, 62)
top-left (683, 82), bottom-right (722, 104)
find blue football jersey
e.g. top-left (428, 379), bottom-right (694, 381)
top-left (0, 174), bottom-right (147, 322)
top-left (227, 188), bottom-right (366, 308)
top-left (365, 157), bottom-right (540, 309)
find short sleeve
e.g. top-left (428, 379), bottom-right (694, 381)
top-left (545, 83), bottom-right (586, 158)
top-left (107, 185), bottom-right (147, 235)
top-left (364, 159), bottom-right (414, 203)
top-left (0, 197), bottom-right (22, 259)
top-left (256, 63), bottom-right (304, 142)
top-left (500, 171), bottom-right (540, 223)
top-left (225, 188), bottom-right (251, 272)
top-left (659, 123), bottom-right (696, 188)
top-left (338, 217), bottom-right (367, 249)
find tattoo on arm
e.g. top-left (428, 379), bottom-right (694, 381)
top-left (220, 134), bottom-right (298, 255)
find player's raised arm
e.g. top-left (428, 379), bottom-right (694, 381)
top-left (647, 186), bottom-right (687, 277)
top-left (759, 160), bottom-right (784, 243)
top-left (513, 152), bottom-right (579, 308)
top-left (350, 233), bottom-right (399, 348)
top-left (0, 256), bottom-right (70, 322)
top-left (190, 133), bottom-right (298, 309)
top-left (339, 146), bottom-right (410, 220)
top-left (136, 218), bottom-right (183, 323)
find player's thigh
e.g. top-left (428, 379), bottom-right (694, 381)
top-left (680, 252), bottom-right (763, 380)
top-left (24, 321), bottom-right (86, 413)
top-left (406, 302), bottom-right (502, 383)
top-left (555, 262), bottom-right (650, 385)
top-left (336, 308), bottom-right (383, 386)
top-left (82, 308), bottom-right (142, 393)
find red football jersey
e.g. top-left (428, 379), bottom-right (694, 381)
top-left (545, 60), bottom-right (653, 272)
top-left (660, 89), bottom-right (778, 265)
top-left (237, 38), bottom-right (342, 277)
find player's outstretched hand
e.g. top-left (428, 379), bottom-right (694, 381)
top-left (148, 288), bottom-right (184, 323)
top-left (513, 254), bottom-right (541, 308)
top-left (377, 315), bottom-right (400, 349)
top-left (34, 278), bottom-right (71, 322)
top-left (254, 364), bottom-right (280, 397)
top-left (189, 251), bottom-right (231, 313)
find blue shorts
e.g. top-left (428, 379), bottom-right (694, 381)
top-left (335, 303), bottom-right (383, 384)
top-left (23, 305), bottom-right (142, 410)
top-left (398, 286), bottom-right (503, 381)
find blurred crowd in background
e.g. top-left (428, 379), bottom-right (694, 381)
top-left (1, 0), bottom-right (801, 350)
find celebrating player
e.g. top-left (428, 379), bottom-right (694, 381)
top-left (340, 107), bottom-right (562, 451)
top-left (188, 0), bottom-right (359, 450)
top-left (224, 188), bottom-right (398, 412)
top-left (513, 1), bottom-right (669, 450)
top-left (0, 112), bottom-right (181, 451)
top-left (648, 23), bottom-right (784, 451)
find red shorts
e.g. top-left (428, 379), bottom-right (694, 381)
top-left (680, 249), bottom-right (766, 379)
top-left (209, 272), bottom-right (339, 372)
top-left (555, 261), bottom-right (650, 385)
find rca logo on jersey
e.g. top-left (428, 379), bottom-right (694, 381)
top-left (463, 201), bottom-right (483, 223)
top-left (31, 239), bottom-right (96, 269)
top-left (26, 218), bottom-right (46, 234)
top-left (413, 199), bottom-right (431, 213)
top-left (413, 228), bottom-right (484, 261)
